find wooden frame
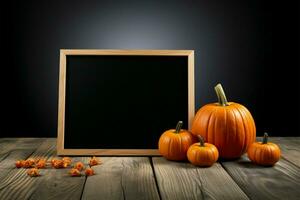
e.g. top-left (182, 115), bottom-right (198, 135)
top-left (57, 49), bottom-right (195, 155)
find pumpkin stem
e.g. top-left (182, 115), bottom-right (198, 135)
top-left (262, 132), bottom-right (268, 144)
top-left (214, 83), bottom-right (229, 106)
top-left (175, 121), bottom-right (183, 133)
top-left (198, 135), bottom-right (205, 146)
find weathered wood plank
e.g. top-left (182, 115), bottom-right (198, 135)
top-left (0, 137), bottom-right (299, 200)
top-left (0, 138), bottom-right (88, 200)
top-left (28, 157), bottom-right (89, 200)
top-left (152, 157), bottom-right (249, 200)
top-left (0, 138), bottom-right (45, 198)
top-left (81, 157), bottom-right (160, 200)
top-left (221, 155), bottom-right (300, 200)
top-left (0, 138), bottom-right (56, 200)
top-left (0, 138), bottom-right (44, 168)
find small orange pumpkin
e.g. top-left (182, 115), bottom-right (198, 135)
top-left (191, 83), bottom-right (256, 159)
top-left (187, 135), bottom-right (219, 167)
top-left (158, 121), bottom-right (197, 161)
top-left (247, 133), bottom-right (280, 166)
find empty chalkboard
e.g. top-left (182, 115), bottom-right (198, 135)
top-left (57, 50), bottom-right (195, 155)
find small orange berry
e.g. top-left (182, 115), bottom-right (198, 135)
top-left (36, 159), bottom-right (46, 169)
top-left (52, 160), bottom-right (64, 169)
top-left (74, 162), bottom-right (84, 171)
top-left (62, 157), bottom-right (72, 167)
top-left (27, 168), bottom-right (40, 177)
top-left (15, 160), bottom-right (24, 168)
top-left (23, 159), bottom-right (35, 168)
top-left (89, 156), bottom-right (101, 167)
top-left (85, 168), bottom-right (95, 176)
top-left (69, 168), bottom-right (81, 177)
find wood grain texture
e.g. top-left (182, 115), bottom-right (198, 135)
top-left (81, 157), bottom-right (160, 200)
top-left (0, 139), bottom-right (56, 200)
top-left (221, 155), bottom-right (300, 200)
top-left (60, 49), bottom-right (194, 56)
top-left (0, 137), bottom-right (299, 200)
top-left (29, 157), bottom-right (89, 200)
top-left (0, 138), bottom-right (44, 169)
top-left (0, 138), bottom-right (89, 200)
top-left (152, 157), bottom-right (249, 200)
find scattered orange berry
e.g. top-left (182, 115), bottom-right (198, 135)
top-left (85, 168), bottom-right (94, 176)
top-left (23, 159), bottom-right (35, 168)
top-left (52, 160), bottom-right (64, 169)
top-left (27, 168), bottom-right (40, 177)
top-left (62, 157), bottom-right (71, 162)
top-left (15, 160), bottom-right (24, 168)
top-left (89, 156), bottom-right (101, 167)
top-left (51, 159), bottom-right (57, 165)
top-left (36, 159), bottom-right (46, 169)
top-left (62, 157), bottom-right (72, 167)
top-left (69, 168), bottom-right (81, 177)
top-left (74, 162), bottom-right (84, 171)
top-left (34, 158), bottom-right (41, 164)
top-left (51, 158), bottom-right (62, 165)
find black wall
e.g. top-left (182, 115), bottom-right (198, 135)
top-left (2, 0), bottom-right (299, 137)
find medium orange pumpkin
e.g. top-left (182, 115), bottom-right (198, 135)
top-left (159, 121), bottom-right (197, 161)
top-left (187, 135), bottom-right (219, 167)
top-left (191, 83), bottom-right (256, 159)
top-left (247, 133), bottom-right (280, 166)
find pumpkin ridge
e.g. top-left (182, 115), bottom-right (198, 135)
top-left (223, 107), bottom-right (228, 157)
top-left (205, 107), bottom-right (218, 141)
top-left (178, 134), bottom-right (182, 158)
top-left (226, 107), bottom-right (237, 158)
top-left (212, 109), bottom-right (219, 147)
top-left (255, 145), bottom-right (262, 164)
top-left (167, 135), bottom-right (172, 159)
top-left (214, 108), bottom-right (224, 155)
top-left (230, 106), bottom-right (241, 158)
top-left (250, 144), bottom-right (256, 163)
top-left (267, 145), bottom-right (273, 164)
top-left (240, 104), bottom-right (256, 151)
top-left (233, 104), bottom-right (247, 156)
top-left (205, 107), bottom-right (217, 143)
top-left (209, 147), bottom-right (215, 163)
top-left (243, 106), bottom-right (256, 146)
top-left (224, 107), bottom-right (232, 157)
top-left (236, 105), bottom-right (250, 154)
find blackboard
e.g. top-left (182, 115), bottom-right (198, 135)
top-left (57, 50), bottom-right (194, 155)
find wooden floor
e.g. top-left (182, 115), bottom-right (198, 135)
top-left (0, 138), bottom-right (299, 200)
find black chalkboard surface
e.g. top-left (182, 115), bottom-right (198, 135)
top-left (57, 50), bottom-right (194, 155)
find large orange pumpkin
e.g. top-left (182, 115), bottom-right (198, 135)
top-left (159, 121), bottom-right (197, 161)
top-left (247, 133), bottom-right (280, 166)
top-left (191, 84), bottom-right (256, 159)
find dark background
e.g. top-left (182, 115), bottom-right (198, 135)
top-left (1, 0), bottom-right (299, 137)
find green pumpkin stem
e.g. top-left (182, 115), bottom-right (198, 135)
top-left (175, 121), bottom-right (183, 133)
top-left (214, 83), bottom-right (229, 106)
top-left (262, 132), bottom-right (269, 144)
top-left (198, 135), bottom-right (205, 146)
